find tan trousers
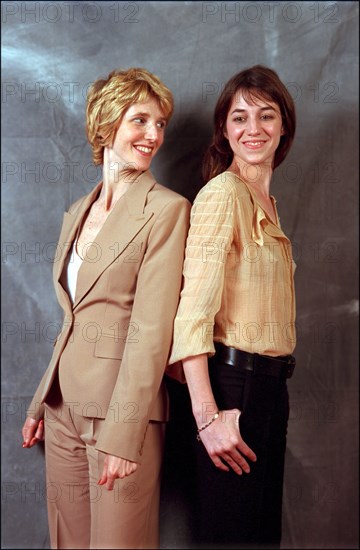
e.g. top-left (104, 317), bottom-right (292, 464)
top-left (44, 397), bottom-right (165, 549)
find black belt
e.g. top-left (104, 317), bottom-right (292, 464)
top-left (213, 342), bottom-right (296, 379)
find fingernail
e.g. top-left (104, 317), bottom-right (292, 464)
top-left (22, 442), bottom-right (26, 448)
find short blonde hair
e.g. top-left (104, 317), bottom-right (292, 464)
top-left (86, 68), bottom-right (174, 165)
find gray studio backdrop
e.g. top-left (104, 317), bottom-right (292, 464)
top-left (1, 1), bottom-right (359, 548)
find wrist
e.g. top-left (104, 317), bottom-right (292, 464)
top-left (196, 411), bottom-right (220, 441)
top-left (192, 402), bottom-right (218, 428)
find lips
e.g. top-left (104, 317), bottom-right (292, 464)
top-left (134, 145), bottom-right (153, 155)
top-left (243, 141), bottom-right (266, 149)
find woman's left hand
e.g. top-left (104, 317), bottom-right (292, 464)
top-left (98, 454), bottom-right (138, 491)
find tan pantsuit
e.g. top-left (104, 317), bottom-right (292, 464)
top-left (27, 171), bottom-right (190, 548)
top-left (44, 389), bottom-right (165, 549)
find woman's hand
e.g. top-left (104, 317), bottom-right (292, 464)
top-left (98, 454), bottom-right (138, 491)
top-left (22, 417), bottom-right (44, 448)
top-left (182, 355), bottom-right (257, 477)
top-left (198, 408), bottom-right (257, 475)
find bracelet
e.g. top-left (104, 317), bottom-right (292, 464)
top-left (196, 411), bottom-right (220, 441)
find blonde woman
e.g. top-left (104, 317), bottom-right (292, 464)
top-left (22, 68), bottom-right (190, 549)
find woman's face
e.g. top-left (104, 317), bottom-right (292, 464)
top-left (224, 91), bottom-right (284, 168)
top-left (109, 97), bottom-right (167, 171)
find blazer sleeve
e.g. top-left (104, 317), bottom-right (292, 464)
top-left (26, 198), bottom-right (84, 420)
top-left (26, 370), bottom-right (48, 420)
top-left (95, 195), bottom-right (190, 462)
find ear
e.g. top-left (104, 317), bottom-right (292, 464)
top-left (224, 129), bottom-right (228, 139)
top-left (281, 127), bottom-right (286, 136)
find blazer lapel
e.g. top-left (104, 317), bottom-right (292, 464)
top-left (53, 182), bottom-right (103, 311)
top-left (72, 170), bottom-right (156, 310)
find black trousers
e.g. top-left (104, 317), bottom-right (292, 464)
top-left (194, 353), bottom-right (290, 549)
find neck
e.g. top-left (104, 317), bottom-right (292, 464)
top-left (100, 148), bottom-right (144, 211)
top-left (229, 159), bottom-right (273, 197)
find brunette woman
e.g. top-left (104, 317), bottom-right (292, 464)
top-left (169, 65), bottom-right (296, 549)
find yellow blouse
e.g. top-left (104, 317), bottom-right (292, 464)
top-left (168, 171), bottom-right (296, 372)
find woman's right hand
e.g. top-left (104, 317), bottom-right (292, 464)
top-left (22, 417), bottom-right (44, 448)
top-left (197, 408), bottom-right (257, 475)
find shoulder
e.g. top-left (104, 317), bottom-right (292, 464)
top-left (194, 171), bottom-right (243, 207)
top-left (202, 172), bottom-right (254, 204)
top-left (145, 182), bottom-right (190, 236)
top-left (67, 194), bottom-right (87, 215)
top-left (197, 171), bottom-right (241, 199)
top-left (147, 181), bottom-right (191, 212)
top-left (67, 182), bottom-right (102, 215)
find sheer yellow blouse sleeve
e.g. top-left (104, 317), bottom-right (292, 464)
top-left (169, 175), bottom-right (237, 363)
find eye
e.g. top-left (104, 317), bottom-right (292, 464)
top-left (156, 121), bottom-right (166, 129)
top-left (133, 117), bottom-right (145, 124)
top-left (233, 116), bottom-right (246, 123)
top-left (261, 114), bottom-right (274, 120)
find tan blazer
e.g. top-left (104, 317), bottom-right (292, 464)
top-left (28, 170), bottom-right (190, 463)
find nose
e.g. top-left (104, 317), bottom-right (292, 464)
top-left (144, 122), bottom-right (160, 141)
top-left (246, 116), bottom-right (260, 135)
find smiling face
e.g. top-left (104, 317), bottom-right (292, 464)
top-left (224, 91), bottom-right (284, 170)
top-left (108, 97), bottom-right (167, 171)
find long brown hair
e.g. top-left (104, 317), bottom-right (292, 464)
top-left (202, 65), bottom-right (296, 183)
